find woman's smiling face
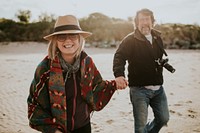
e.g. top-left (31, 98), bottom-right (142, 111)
top-left (56, 34), bottom-right (80, 56)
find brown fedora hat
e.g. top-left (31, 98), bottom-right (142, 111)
top-left (44, 15), bottom-right (92, 40)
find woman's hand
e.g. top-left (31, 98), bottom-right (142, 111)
top-left (55, 130), bottom-right (63, 133)
top-left (115, 76), bottom-right (128, 90)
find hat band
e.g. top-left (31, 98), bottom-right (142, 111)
top-left (54, 25), bottom-right (81, 32)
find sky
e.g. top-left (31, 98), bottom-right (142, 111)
top-left (0, 0), bottom-right (200, 24)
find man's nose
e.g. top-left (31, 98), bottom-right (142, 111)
top-left (143, 19), bottom-right (149, 24)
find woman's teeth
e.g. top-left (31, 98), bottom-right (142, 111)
top-left (64, 44), bottom-right (73, 48)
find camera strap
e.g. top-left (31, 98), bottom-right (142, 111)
top-left (154, 36), bottom-right (168, 57)
top-left (161, 47), bottom-right (168, 57)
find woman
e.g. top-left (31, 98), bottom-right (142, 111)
top-left (27, 15), bottom-right (122, 133)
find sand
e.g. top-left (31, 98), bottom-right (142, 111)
top-left (0, 42), bottom-right (200, 133)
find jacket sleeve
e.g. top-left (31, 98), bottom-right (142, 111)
top-left (113, 38), bottom-right (129, 78)
top-left (92, 62), bottom-right (116, 111)
top-left (27, 59), bottom-right (63, 133)
top-left (81, 56), bottom-right (116, 111)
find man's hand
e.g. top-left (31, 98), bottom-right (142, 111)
top-left (115, 76), bottom-right (128, 90)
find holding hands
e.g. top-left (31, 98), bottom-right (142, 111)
top-left (115, 76), bottom-right (128, 90)
top-left (55, 130), bottom-right (63, 133)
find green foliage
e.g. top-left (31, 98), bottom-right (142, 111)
top-left (38, 13), bottom-right (56, 22)
top-left (0, 18), bottom-right (21, 41)
top-left (80, 12), bottom-right (132, 46)
top-left (0, 18), bottom-right (54, 42)
top-left (26, 21), bottom-right (54, 41)
top-left (15, 10), bottom-right (31, 23)
top-left (0, 11), bottom-right (200, 49)
top-left (156, 23), bottom-right (200, 49)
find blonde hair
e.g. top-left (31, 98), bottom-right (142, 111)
top-left (47, 34), bottom-right (85, 60)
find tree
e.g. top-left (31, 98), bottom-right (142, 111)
top-left (15, 10), bottom-right (31, 23)
top-left (38, 12), bottom-right (56, 22)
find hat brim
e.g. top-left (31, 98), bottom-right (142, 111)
top-left (43, 30), bottom-right (92, 40)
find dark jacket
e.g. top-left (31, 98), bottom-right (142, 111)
top-left (113, 29), bottom-right (165, 86)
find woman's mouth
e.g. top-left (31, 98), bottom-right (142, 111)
top-left (63, 44), bottom-right (73, 49)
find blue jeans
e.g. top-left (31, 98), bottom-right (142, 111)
top-left (129, 86), bottom-right (169, 133)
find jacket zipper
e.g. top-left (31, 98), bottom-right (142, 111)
top-left (71, 73), bottom-right (77, 131)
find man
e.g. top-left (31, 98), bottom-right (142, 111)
top-left (113, 8), bottom-right (170, 133)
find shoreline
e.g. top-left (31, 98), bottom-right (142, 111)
top-left (1, 42), bottom-right (200, 54)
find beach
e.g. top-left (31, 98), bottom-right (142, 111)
top-left (0, 42), bottom-right (200, 133)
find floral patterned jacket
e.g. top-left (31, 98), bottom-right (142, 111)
top-left (27, 51), bottom-right (116, 133)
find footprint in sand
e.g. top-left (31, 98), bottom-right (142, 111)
top-left (119, 111), bottom-right (128, 116)
top-left (106, 119), bottom-right (114, 124)
top-left (174, 103), bottom-right (182, 106)
top-left (169, 110), bottom-right (176, 114)
top-left (187, 109), bottom-right (197, 118)
top-left (169, 110), bottom-right (183, 116)
top-left (193, 129), bottom-right (200, 132)
top-left (186, 100), bottom-right (192, 104)
top-left (188, 109), bottom-right (196, 114)
top-left (91, 122), bottom-right (100, 131)
top-left (188, 114), bottom-right (196, 118)
top-left (177, 112), bottom-right (182, 116)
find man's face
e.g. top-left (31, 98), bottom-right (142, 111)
top-left (137, 13), bottom-right (153, 35)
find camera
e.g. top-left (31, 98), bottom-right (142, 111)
top-left (155, 58), bottom-right (175, 73)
